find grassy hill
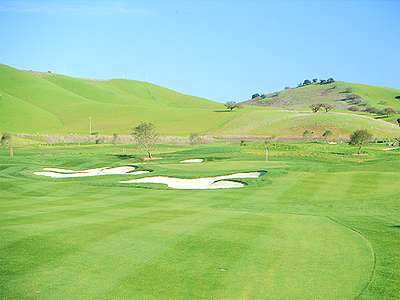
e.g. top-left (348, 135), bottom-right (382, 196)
top-left (213, 106), bottom-right (400, 139)
top-left (1, 64), bottom-right (399, 139)
top-left (0, 64), bottom-right (229, 135)
top-left (245, 81), bottom-right (400, 114)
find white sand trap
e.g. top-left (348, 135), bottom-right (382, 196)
top-left (35, 166), bottom-right (149, 178)
top-left (180, 158), bottom-right (204, 163)
top-left (121, 171), bottom-right (264, 190)
top-left (382, 147), bottom-right (398, 151)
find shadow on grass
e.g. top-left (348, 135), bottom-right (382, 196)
top-left (113, 154), bottom-right (138, 160)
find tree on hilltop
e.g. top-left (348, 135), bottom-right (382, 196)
top-left (327, 78), bottom-right (335, 84)
top-left (225, 101), bottom-right (239, 111)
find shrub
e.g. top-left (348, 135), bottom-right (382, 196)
top-left (322, 130), bottom-right (333, 141)
top-left (364, 106), bottom-right (381, 114)
top-left (382, 107), bottom-right (397, 116)
top-left (348, 106), bottom-right (360, 112)
top-left (303, 130), bottom-right (314, 139)
top-left (341, 87), bottom-right (352, 93)
top-left (189, 133), bottom-right (202, 145)
top-left (112, 133), bottom-right (118, 144)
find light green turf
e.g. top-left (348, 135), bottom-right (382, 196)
top-left (0, 64), bottom-right (233, 135)
top-left (338, 82), bottom-right (400, 110)
top-left (1, 142), bottom-right (400, 298)
top-left (1, 64), bottom-right (400, 138)
top-left (214, 107), bottom-right (400, 138)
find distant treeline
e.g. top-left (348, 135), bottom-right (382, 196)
top-left (298, 78), bottom-right (335, 87)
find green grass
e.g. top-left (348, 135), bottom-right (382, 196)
top-left (1, 64), bottom-right (400, 139)
top-left (0, 64), bottom-right (231, 135)
top-left (250, 81), bottom-right (400, 111)
top-left (214, 106), bottom-right (400, 138)
top-left (340, 82), bottom-right (400, 110)
top-left (1, 142), bottom-right (399, 298)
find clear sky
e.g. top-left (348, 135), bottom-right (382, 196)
top-left (1, 0), bottom-right (399, 102)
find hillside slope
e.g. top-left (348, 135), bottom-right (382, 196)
top-left (244, 81), bottom-right (400, 114)
top-left (0, 64), bottom-right (229, 135)
top-left (0, 64), bottom-right (399, 139)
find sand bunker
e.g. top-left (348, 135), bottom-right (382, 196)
top-left (382, 147), bottom-right (398, 151)
top-left (34, 166), bottom-right (149, 178)
top-left (121, 171), bottom-right (264, 190)
top-left (180, 158), bottom-right (204, 163)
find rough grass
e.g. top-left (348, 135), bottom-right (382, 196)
top-left (213, 107), bottom-right (400, 138)
top-left (1, 142), bottom-right (399, 298)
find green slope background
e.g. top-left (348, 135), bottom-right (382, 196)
top-left (0, 64), bottom-right (399, 138)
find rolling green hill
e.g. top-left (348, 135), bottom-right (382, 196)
top-left (0, 64), bottom-right (229, 135)
top-left (245, 81), bottom-right (400, 113)
top-left (0, 64), bottom-right (399, 139)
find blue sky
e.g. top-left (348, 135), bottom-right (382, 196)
top-left (0, 0), bottom-right (399, 102)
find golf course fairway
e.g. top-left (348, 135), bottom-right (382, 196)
top-left (2, 142), bottom-right (398, 299)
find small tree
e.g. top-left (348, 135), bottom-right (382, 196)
top-left (264, 138), bottom-right (273, 161)
top-left (327, 78), bottom-right (335, 84)
top-left (322, 130), bottom-right (333, 142)
top-left (392, 137), bottom-right (400, 147)
top-left (349, 129), bottom-right (373, 154)
top-left (189, 133), bottom-right (201, 145)
top-left (321, 103), bottom-right (334, 112)
top-left (310, 103), bottom-right (323, 113)
top-left (112, 133), bottom-right (118, 145)
top-left (132, 122), bottom-right (158, 159)
top-left (303, 79), bottom-right (312, 85)
top-left (303, 130), bottom-right (313, 139)
top-left (1, 133), bottom-right (14, 159)
top-left (312, 78), bottom-right (318, 84)
top-left (225, 101), bottom-right (239, 111)
top-left (382, 107), bottom-right (396, 116)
